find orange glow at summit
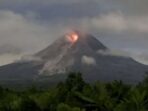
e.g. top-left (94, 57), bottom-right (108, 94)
top-left (66, 32), bottom-right (79, 43)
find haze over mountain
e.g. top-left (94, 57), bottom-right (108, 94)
top-left (0, 31), bottom-right (147, 87)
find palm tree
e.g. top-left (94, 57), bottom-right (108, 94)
top-left (106, 80), bottom-right (130, 103)
top-left (115, 88), bottom-right (148, 111)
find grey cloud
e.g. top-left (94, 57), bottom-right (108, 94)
top-left (0, 0), bottom-right (148, 65)
top-left (0, 0), bottom-right (112, 20)
top-left (83, 12), bottom-right (148, 33)
top-left (0, 0), bottom-right (148, 18)
top-left (115, 0), bottom-right (148, 15)
top-left (0, 0), bottom-right (84, 4)
top-left (0, 10), bottom-right (148, 55)
top-left (0, 44), bottom-right (21, 55)
top-left (0, 10), bottom-right (68, 54)
top-left (0, 10), bottom-right (68, 65)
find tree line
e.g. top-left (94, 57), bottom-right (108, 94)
top-left (1, 72), bottom-right (148, 111)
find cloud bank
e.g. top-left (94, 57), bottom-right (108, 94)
top-left (1, 10), bottom-right (148, 65)
top-left (0, 0), bottom-right (148, 65)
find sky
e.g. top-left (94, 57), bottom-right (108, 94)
top-left (0, 0), bottom-right (148, 65)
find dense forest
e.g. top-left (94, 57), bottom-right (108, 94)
top-left (1, 72), bottom-right (148, 111)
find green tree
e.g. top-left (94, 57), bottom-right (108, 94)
top-left (106, 80), bottom-right (130, 103)
top-left (65, 72), bottom-right (86, 92)
top-left (92, 82), bottom-right (115, 111)
top-left (115, 88), bottom-right (148, 111)
top-left (57, 103), bottom-right (71, 111)
top-left (57, 103), bottom-right (82, 111)
top-left (56, 82), bottom-right (68, 103)
top-left (19, 96), bottom-right (40, 111)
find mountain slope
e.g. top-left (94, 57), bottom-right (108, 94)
top-left (0, 31), bottom-right (147, 86)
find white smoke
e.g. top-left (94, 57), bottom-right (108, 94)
top-left (0, 53), bottom-right (23, 66)
top-left (97, 49), bottom-right (130, 57)
top-left (132, 53), bottom-right (148, 65)
top-left (20, 55), bottom-right (42, 62)
top-left (97, 49), bottom-right (148, 65)
top-left (81, 55), bottom-right (96, 65)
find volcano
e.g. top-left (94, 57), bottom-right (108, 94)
top-left (0, 31), bottom-right (147, 87)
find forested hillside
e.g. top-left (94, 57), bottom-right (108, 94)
top-left (1, 72), bottom-right (148, 111)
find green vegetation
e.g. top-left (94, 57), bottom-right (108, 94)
top-left (1, 72), bottom-right (148, 111)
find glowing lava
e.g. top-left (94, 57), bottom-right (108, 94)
top-left (66, 32), bottom-right (79, 43)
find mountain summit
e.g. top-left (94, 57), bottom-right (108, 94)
top-left (35, 31), bottom-right (107, 60)
top-left (35, 31), bottom-right (108, 75)
top-left (0, 31), bottom-right (147, 87)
